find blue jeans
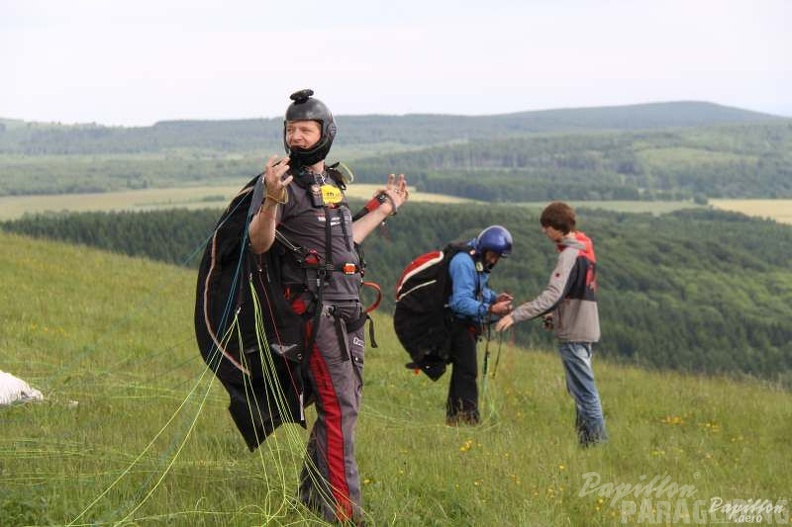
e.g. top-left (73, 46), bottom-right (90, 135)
top-left (558, 342), bottom-right (607, 446)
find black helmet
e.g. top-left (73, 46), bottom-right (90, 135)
top-left (283, 88), bottom-right (337, 169)
top-left (475, 225), bottom-right (513, 257)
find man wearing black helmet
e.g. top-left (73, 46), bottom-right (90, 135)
top-left (445, 225), bottom-right (514, 425)
top-left (248, 89), bottom-right (408, 523)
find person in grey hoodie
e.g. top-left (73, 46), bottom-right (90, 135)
top-left (495, 201), bottom-right (607, 446)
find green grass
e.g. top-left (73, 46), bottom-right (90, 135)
top-left (711, 199), bottom-right (792, 225)
top-left (1, 232), bottom-right (790, 526)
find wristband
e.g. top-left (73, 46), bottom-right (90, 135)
top-left (377, 192), bottom-right (398, 216)
top-left (266, 187), bottom-right (288, 204)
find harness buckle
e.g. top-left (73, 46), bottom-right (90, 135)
top-left (341, 263), bottom-right (357, 275)
top-left (303, 250), bottom-right (321, 268)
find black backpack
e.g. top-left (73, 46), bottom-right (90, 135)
top-left (393, 243), bottom-right (472, 380)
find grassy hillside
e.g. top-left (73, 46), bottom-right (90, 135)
top-left (3, 204), bottom-right (791, 388)
top-left (711, 199), bottom-right (792, 225)
top-left (1, 233), bottom-right (790, 526)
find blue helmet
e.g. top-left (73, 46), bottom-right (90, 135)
top-left (475, 225), bottom-right (513, 257)
top-left (283, 88), bottom-right (337, 169)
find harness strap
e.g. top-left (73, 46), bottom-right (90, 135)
top-left (361, 281), bottom-right (382, 313)
top-left (334, 306), bottom-right (379, 350)
top-left (304, 206), bottom-right (333, 356)
top-left (275, 231), bottom-right (361, 275)
top-left (270, 189), bottom-right (385, 360)
top-left (367, 316), bottom-right (378, 349)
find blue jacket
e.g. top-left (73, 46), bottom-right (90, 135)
top-left (447, 242), bottom-right (497, 325)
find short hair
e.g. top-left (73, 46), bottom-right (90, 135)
top-left (540, 201), bottom-right (576, 234)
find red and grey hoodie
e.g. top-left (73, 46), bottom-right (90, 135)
top-left (510, 231), bottom-right (600, 343)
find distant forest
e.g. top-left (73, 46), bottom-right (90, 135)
top-left (4, 204), bottom-right (791, 388)
top-left (351, 122), bottom-right (792, 201)
top-left (1, 101), bottom-right (790, 200)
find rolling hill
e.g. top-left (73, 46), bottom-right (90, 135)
top-left (0, 101), bottom-right (783, 155)
top-left (2, 101), bottom-right (789, 201)
top-left (1, 231), bottom-right (790, 526)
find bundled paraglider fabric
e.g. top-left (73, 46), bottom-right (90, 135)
top-left (0, 370), bottom-right (44, 406)
top-left (194, 175), bottom-right (310, 451)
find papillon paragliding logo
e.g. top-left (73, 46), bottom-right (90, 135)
top-left (578, 472), bottom-right (789, 525)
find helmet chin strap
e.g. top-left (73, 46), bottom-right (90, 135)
top-left (288, 147), bottom-right (325, 170)
top-left (471, 250), bottom-right (494, 273)
top-left (474, 249), bottom-right (498, 273)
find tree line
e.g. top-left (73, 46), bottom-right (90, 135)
top-left (3, 204), bottom-right (790, 388)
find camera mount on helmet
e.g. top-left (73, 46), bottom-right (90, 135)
top-left (283, 88), bottom-right (337, 170)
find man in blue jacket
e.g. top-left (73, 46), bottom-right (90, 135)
top-left (446, 225), bottom-right (514, 425)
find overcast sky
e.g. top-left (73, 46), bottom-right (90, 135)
top-left (2, 0), bottom-right (790, 127)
